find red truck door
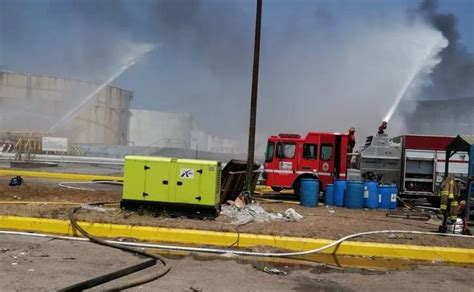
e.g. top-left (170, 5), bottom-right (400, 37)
top-left (273, 141), bottom-right (298, 187)
top-left (299, 142), bottom-right (318, 173)
top-left (319, 135), bottom-right (335, 180)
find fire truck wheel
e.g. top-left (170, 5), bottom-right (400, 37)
top-left (271, 187), bottom-right (282, 192)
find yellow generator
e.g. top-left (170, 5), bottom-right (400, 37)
top-left (121, 156), bottom-right (222, 218)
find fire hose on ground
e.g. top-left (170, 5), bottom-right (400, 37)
top-left (60, 203), bottom-right (170, 291)
top-left (1, 228), bottom-right (471, 258)
top-left (1, 203), bottom-right (472, 258)
top-left (57, 180), bottom-right (123, 192)
top-left (0, 201), bottom-right (472, 290)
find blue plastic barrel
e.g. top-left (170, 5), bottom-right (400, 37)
top-left (378, 185), bottom-right (398, 209)
top-left (363, 181), bottom-right (378, 209)
top-left (333, 179), bottom-right (346, 207)
top-left (300, 178), bottom-right (320, 207)
top-left (325, 184), bottom-right (334, 206)
top-left (388, 184), bottom-right (398, 209)
top-left (344, 181), bottom-right (364, 209)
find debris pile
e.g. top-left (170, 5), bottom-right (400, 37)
top-left (221, 202), bottom-right (303, 225)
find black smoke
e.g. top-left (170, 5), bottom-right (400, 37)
top-left (0, 0), bottom-right (255, 140)
top-left (0, 0), bottom-right (252, 79)
top-left (416, 0), bottom-right (474, 99)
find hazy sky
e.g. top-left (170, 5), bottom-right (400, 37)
top-left (0, 0), bottom-right (473, 150)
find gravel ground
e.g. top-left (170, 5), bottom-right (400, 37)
top-left (0, 178), bottom-right (473, 248)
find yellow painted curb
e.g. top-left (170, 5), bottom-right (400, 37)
top-left (0, 216), bottom-right (473, 264)
top-left (0, 169), bottom-right (122, 181)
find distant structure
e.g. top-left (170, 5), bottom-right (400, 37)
top-left (0, 71), bottom-right (132, 144)
top-left (191, 127), bottom-right (242, 154)
top-left (129, 109), bottom-right (193, 149)
top-left (128, 109), bottom-right (242, 155)
top-left (0, 71), bottom-right (242, 155)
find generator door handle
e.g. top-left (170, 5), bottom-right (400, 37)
top-left (177, 181), bottom-right (183, 186)
top-left (162, 180), bottom-right (168, 185)
top-left (195, 196), bottom-right (201, 201)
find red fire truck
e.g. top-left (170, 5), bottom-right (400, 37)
top-left (263, 132), bottom-right (348, 195)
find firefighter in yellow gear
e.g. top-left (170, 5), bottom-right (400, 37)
top-left (439, 175), bottom-right (460, 222)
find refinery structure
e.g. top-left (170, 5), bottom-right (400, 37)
top-left (129, 109), bottom-right (241, 154)
top-left (0, 1), bottom-right (474, 290)
top-left (0, 70), bottom-right (132, 145)
top-left (0, 70), bottom-right (242, 157)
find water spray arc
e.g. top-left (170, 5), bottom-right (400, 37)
top-left (383, 38), bottom-right (448, 122)
top-left (48, 44), bottom-right (155, 134)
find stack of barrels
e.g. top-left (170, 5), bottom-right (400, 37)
top-left (324, 179), bottom-right (398, 209)
top-left (298, 178), bottom-right (398, 209)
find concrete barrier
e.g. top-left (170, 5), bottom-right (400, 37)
top-left (0, 215), bottom-right (473, 264)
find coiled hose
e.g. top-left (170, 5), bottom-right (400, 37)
top-left (59, 203), bottom-right (170, 291)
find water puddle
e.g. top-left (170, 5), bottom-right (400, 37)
top-left (147, 248), bottom-right (424, 275)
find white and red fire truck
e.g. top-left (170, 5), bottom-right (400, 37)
top-left (263, 130), bottom-right (469, 203)
top-left (394, 135), bottom-right (469, 195)
top-left (263, 132), bottom-right (348, 195)
top-left (358, 133), bottom-right (469, 205)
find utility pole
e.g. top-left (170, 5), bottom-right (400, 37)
top-left (245, 0), bottom-right (262, 201)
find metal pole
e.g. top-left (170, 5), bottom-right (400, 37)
top-left (245, 0), bottom-right (263, 200)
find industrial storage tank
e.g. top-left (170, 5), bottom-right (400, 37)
top-left (128, 109), bottom-right (193, 148)
top-left (207, 136), bottom-right (242, 154)
top-left (0, 71), bottom-right (132, 145)
top-left (191, 127), bottom-right (242, 154)
top-left (191, 128), bottom-right (210, 152)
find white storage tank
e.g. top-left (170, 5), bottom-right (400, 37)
top-left (0, 71), bottom-right (132, 145)
top-left (129, 109), bottom-right (192, 148)
top-left (191, 127), bottom-right (210, 152)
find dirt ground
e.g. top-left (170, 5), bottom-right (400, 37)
top-left (0, 162), bottom-right (123, 176)
top-left (0, 179), bottom-right (473, 248)
top-left (1, 234), bottom-right (473, 291)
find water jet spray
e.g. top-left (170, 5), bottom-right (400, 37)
top-left (383, 38), bottom-right (448, 122)
top-left (48, 44), bottom-right (155, 134)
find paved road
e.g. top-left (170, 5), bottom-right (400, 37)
top-left (0, 234), bottom-right (473, 291)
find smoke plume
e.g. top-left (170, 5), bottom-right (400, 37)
top-left (1, 0), bottom-right (469, 155)
top-left (416, 0), bottom-right (474, 99)
top-left (395, 0), bottom-right (474, 137)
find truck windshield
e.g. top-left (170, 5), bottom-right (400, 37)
top-left (277, 142), bottom-right (296, 159)
top-left (321, 144), bottom-right (333, 161)
top-left (265, 142), bottom-right (275, 162)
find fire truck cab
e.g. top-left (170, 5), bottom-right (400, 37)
top-left (263, 132), bottom-right (348, 195)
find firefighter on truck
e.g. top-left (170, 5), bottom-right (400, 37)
top-left (263, 131), bottom-right (350, 197)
